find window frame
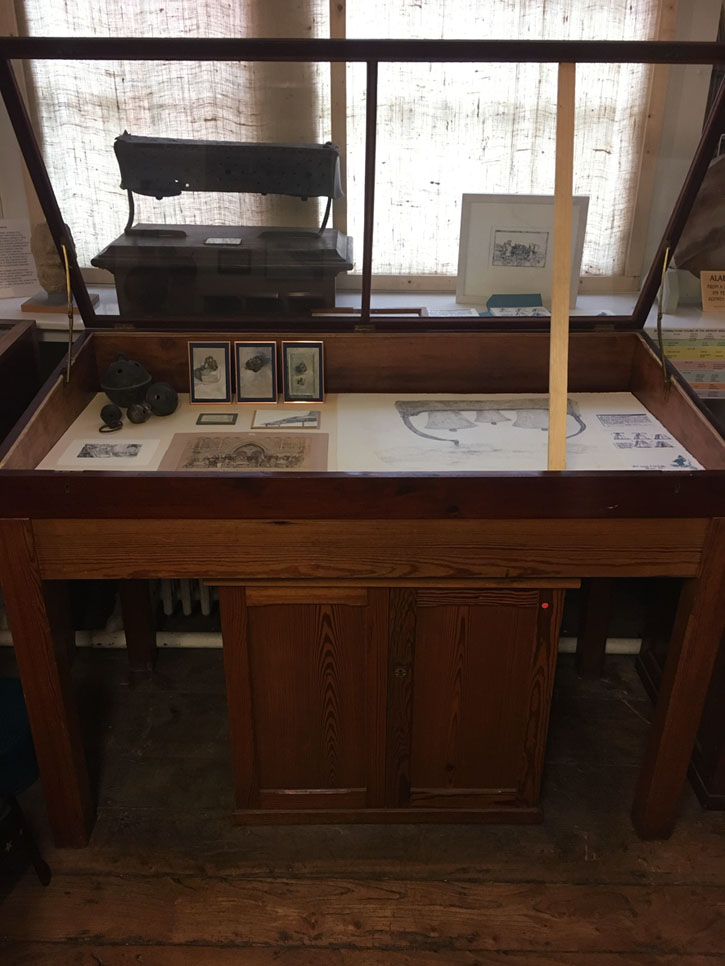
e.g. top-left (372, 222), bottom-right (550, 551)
top-left (2, 34), bottom-right (725, 332)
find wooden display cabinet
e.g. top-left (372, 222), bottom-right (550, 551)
top-left (0, 324), bottom-right (723, 846)
top-left (0, 37), bottom-right (724, 847)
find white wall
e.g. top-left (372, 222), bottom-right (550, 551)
top-left (0, 98), bottom-right (30, 220)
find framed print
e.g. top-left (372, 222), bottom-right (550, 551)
top-left (188, 341), bottom-right (231, 404)
top-left (456, 194), bottom-right (589, 309)
top-left (235, 341), bottom-right (278, 404)
top-left (159, 432), bottom-right (329, 472)
top-left (282, 341), bottom-right (325, 404)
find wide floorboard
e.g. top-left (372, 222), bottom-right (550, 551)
top-left (1, 648), bottom-right (724, 964)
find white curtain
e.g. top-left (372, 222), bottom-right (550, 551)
top-left (18, 0), bottom-right (332, 265)
top-left (346, 0), bottom-right (663, 277)
top-left (19, 0), bottom-right (661, 277)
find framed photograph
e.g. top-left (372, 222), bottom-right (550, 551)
top-left (456, 194), bottom-right (589, 309)
top-left (188, 341), bottom-right (231, 404)
top-left (235, 341), bottom-right (278, 404)
top-left (282, 341), bottom-right (325, 404)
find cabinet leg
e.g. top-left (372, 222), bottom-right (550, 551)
top-left (0, 520), bottom-right (94, 847)
top-left (218, 585), bottom-right (259, 809)
top-left (632, 519), bottom-right (725, 839)
top-left (575, 578), bottom-right (613, 678)
top-left (118, 579), bottom-right (157, 677)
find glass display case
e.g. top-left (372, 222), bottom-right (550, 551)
top-left (0, 36), bottom-right (724, 847)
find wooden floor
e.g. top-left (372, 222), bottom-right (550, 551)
top-left (1, 647), bottom-right (724, 965)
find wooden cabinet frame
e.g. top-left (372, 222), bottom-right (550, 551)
top-left (217, 583), bottom-right (567, 824)
top-left (0, 325), bottom-right (722, 846)
top-left (0, 37), bottom-right (723, 847)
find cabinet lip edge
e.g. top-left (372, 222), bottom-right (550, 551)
top-left (0, 471), bottom-right (723, 520)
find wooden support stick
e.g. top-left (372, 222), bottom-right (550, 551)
top-left (329, 0), bottom-right (348, 235)
top-left (548, 62), bottom-right (576, 471)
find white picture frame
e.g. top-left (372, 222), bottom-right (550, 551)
top-left (456, 193), bottom-right (589, 310)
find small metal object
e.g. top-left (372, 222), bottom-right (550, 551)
top-left (99, 403), bottom-right (123, 432)
top-left (127, 401), bottom-right (152, 424)
top-left (146, 382), bottom-right (179, 416)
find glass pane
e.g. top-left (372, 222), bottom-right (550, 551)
top-left (22, 57), bottom-right (357, 324)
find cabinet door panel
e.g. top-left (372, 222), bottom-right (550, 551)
top-left (409, 589), bottom-right (561, 808)
top-left (222, 586), bottom-right (388, 814)
top-left (248, 602), bottom-right (366, 792)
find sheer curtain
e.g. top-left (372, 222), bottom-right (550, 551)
top-left (17, 0), bottom-right (331, 265)
top-left (18, 0), bottom-right (662, 276)
top-left (345, 0), bottom-right (663, 277)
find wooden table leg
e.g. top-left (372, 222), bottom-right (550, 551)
top-left (0, 519), bottom-right (94, 847)
top-left (632, 518), bottom-right (725, 839)
top-left (118, 579), bottom-right (157, 676)
top-left (575, 577), bottom-right (613, 678)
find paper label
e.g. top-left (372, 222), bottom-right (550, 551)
top-left (700, 270), bottom-right (725, 311)
top-left (0, 219), bottom-right (38, 297)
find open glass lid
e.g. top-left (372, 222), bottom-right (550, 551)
top-left (1, 37), bottom-right (725, 332)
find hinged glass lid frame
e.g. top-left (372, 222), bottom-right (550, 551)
top-left (2, 37), bottom-right (725, 333)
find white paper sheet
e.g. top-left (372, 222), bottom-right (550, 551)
top-left (335, 393), bottom-right (702, 472)
top-left (0, 219), bottom-right (38, 297)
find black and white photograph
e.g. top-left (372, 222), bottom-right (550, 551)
top-left (159, 432), bottom-right (328, 472)
top-left (235, 341), bottom-right (278, 404)
top-left (56, 437), bottom-right (159, 469)
top-left (489, 305), bottom-right (551, 317)
top-left (492, 229), bottom-right (548, 268)
top-left (188, 341), bottom-right (231, 404)
top-left (78, 442), bottom-right (142, 459)
top-left (282, 341), bottom-right (325, 403)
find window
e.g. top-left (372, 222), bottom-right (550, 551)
top-left (17, 0), bottom-right (671, 286)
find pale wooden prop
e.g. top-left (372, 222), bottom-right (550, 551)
top-left (548, 62), bottom-right (576, 471)
top-left (329, 0), bottom-right (348, 235)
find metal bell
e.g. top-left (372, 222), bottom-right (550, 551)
top-left (127, 401), bottom-right (152, 424)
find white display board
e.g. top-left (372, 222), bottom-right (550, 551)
top-left (38, 392), bottom-right (701, 474)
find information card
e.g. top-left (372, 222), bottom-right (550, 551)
top-left (0, 219), bottom-right (37, 297)
top-left (700, 270), bottom-right (725, 312)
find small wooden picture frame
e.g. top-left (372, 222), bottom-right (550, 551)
top-left (235, 341), bottom-right (278, 404)
top-left (282, 340), bottom-right (325, 404)
top-left (188, 341), bottom-right (231, 404)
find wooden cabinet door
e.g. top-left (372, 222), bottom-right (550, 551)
top-left (220, 586), bottom-right (387, 816)
top-left (387, 588), bottom-right (563, 815)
